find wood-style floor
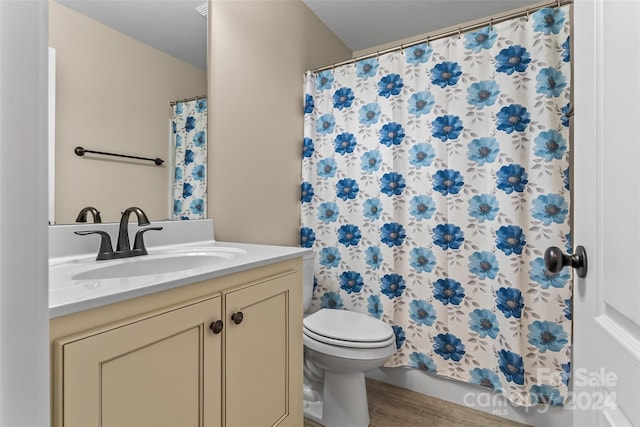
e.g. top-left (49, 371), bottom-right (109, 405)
top-left (303, 378), bottom-right (530, 427)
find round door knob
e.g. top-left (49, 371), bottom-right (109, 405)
top-left (209, 320), bottom-right (224, 334)
top-left (544, 245), bottom-right (588, 278)
top-left (231, 311), bottom-right (244, 325)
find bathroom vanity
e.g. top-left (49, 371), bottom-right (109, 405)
top-left (49, 220), bottom-right (307, 427)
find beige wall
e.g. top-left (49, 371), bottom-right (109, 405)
top-left (208, 0), bottom-right (351, 246)
top-left (49, 2), bottom-right (207, 224)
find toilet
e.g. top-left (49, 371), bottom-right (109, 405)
top-left (302, 252), bottom-right (396, 427)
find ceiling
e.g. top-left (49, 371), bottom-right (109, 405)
top-left (57, 0), bottom-right (542, 70)
top-left (56, 0), bottom-right (208, 70)
top-left (303, 0), bottom-right (542, 52)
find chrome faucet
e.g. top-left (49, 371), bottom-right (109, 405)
top-left (75, 206), bottom-right (102, 223)
top-left (74, 206), bottom-right (162, 261)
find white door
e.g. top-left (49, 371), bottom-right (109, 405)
top-left (573, 1), bottom-right (640, 426)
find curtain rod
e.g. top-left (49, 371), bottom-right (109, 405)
top-left (169, 94), bottom-right (207, 107)
top-left (313, 0), bottom-right (572, 73)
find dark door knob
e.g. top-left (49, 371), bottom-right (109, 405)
top-left (231, 311), bottom-right (244, 325)
top-left (544, 245), bottom-right (588, 278)
top-left (209, 320), bottom-right (224, 334)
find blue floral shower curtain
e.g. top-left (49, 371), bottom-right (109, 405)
top-left (301, 6), bottom-right (571, 407)
top-left (172, 98), bottom-right (207, 220)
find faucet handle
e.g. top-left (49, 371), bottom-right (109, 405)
top-left (75, 230), bottom-right (113, 260)
top-left (132, 227), bottom-right (163, 255)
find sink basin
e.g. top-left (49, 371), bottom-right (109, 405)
top-left (72, 254), bottom-right (227, 280)
top-left (50, 247), bottom-right (247, 284)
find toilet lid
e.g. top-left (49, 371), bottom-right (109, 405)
top-left (303, 309), bottom-right (394, 343)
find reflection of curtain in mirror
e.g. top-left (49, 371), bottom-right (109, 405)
top-left (172, 98), bottom-right (207, 220)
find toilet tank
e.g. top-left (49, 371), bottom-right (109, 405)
top-left (302, 251), bottom-right (315, 312)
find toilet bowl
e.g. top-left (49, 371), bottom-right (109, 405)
top-left (302, 253), bottom-right (396, 427)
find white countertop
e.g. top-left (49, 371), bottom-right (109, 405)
top-left (49, 220), bottom-right (310, 318)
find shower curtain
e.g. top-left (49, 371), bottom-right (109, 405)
top-left (301, 6), bottom-right (572, 407)
top-left (172, 98), bottom-right (207, 220)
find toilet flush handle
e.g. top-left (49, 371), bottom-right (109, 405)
top-left (231, 311), bottom-right (244, 325)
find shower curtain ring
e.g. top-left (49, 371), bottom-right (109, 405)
top-left (526, 9), bottom-right (530, 20)
top-left (426, 35), bottom-right (430, 46)
top-left (400, 44), bottom-right (404, 54)
top-left (457, 28), bottom-right (461, 39)
top-left (489, 18), bottom-right (494, 31)
top-left (557, 0), bottom-right (561, 8)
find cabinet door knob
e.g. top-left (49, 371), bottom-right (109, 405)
top-left (209, 320), bottom-right (224, 334)
top-left (231, 311), bottom-right (244, 325)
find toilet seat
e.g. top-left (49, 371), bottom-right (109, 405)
top-left (304, 327), bottom-right (396, 349)
top-left (303, 309), bottom-right (395, 349)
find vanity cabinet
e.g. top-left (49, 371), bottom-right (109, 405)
top-left (50, 259), bottom-right (303, 427)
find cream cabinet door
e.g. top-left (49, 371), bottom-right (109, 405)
top-left (56, 295), bottom-right (222, 427)
top-left (224, 271), bottom-right (302, 427)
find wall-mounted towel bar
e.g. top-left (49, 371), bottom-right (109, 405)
top-left (74, 146), bottom-right (164, 166)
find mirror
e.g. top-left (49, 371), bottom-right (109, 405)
top-left (49, 0), bottom-right (207, 224)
